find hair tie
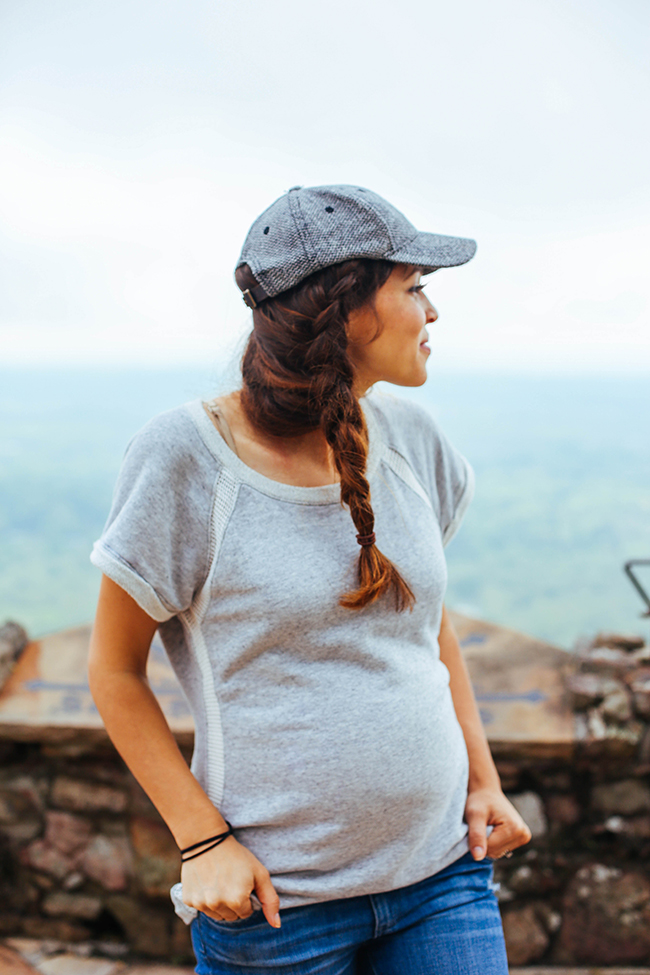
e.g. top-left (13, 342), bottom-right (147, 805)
top-left (356, 533), bottom-right (376, 547)
top-left (179, 822), bottom-right (234, 862)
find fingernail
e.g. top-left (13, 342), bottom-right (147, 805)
top-left (472, 846), bottom-right (485, 859)
top-left (273, 913), bottom-right (281, 928)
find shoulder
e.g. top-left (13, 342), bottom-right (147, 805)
top-left (125, 402), bottom-right (203, 453)
top-left (93, 403), bottom-right (220, 621)
top-left (363, 388), bottom-right (442, 455)
top-left (122, 402), bottom-right (222, 478)
top-left (365, 388), bottom-right (474, 545)
top-left (109, 402), bottom-right (225, 519)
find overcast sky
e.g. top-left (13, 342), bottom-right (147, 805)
top-left (1, 0), bottom-right (648, 373)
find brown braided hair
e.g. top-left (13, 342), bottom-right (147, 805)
top-left (235, 259), bottom-right (415, 613)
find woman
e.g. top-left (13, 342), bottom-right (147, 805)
top-left (89, 184), bottom-right (531, 975)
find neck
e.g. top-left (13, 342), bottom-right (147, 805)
top-left (232, 390), bottom-right (339, 472)
top-left (352, 373), bottom-right (373, 399)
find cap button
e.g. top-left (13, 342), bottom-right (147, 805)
top-left (287, 185), bottom-right (302, 192)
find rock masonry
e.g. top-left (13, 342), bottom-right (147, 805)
top-left (0, 742), bottom-right (192, 963)
top-left (495, 629), bottom-right (650, 966)
top-left (1, 625), bottom-right (650, 966)
top-left (0, 624), bottom-right (28, 692)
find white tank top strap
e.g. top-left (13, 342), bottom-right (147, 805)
top-left (203, 401), bottom-right (240, 458)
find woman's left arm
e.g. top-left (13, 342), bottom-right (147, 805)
top-left (438, 604), bottom-right (532, 861)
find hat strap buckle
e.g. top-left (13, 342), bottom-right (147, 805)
top-left (241, 283), bottom-right (269, 309)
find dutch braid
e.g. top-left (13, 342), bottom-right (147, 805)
top-left (236, 261), bottom-right (415, 613)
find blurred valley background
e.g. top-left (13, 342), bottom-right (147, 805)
top-left (2, 365), bottom-right (648, 649)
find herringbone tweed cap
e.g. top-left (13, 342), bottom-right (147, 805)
top-left (236, 184), bottom-right (476, 300)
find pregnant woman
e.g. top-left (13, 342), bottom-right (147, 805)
top-left (89, 184), bottom-right (531, 974)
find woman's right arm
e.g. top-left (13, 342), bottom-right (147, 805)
top-left (88, 574), bottom-right (281, 927)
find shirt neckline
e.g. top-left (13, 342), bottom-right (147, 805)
top-left (186, 395), bottom-right (384, 505)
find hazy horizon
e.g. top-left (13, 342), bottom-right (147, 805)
top-left (2, 366), bottom-right (648, 649)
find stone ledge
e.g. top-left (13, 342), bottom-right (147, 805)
top-left (0, 613), bottom-right (575, 759)
top-left (0, 626), bottom-right (194, 751)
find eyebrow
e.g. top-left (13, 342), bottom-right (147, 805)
top-left (399, 265), bottom-right (422, 279)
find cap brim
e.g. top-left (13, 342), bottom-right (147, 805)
top-left (388, 231), bottom-right (477, 273)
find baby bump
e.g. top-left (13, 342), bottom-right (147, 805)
top-left (218, 677), bottom-right (469, 870)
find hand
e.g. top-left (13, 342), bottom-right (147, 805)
top-left (464, 786), bottom-right (532, 861)
top-left (181, 835), bottom-right (281, 928)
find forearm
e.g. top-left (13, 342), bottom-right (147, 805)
top-left (89, 668), bottom-right (227, 847)
top-left (438, 605), bottom-right (500, 791)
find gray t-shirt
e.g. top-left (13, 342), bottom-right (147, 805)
top-left (91, 389), bottom-right (475, 913)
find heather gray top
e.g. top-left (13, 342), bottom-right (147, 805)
top-left (91, 390), bottom-right (475, 915)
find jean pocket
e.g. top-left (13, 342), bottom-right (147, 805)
top-left (199, 908), bottom-right (265, 930)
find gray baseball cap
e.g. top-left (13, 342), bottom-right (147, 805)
top-left (236, 184), bottom-right (477, 308)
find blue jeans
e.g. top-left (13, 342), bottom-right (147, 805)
top-left (190, 850), bottom-right (508, 974)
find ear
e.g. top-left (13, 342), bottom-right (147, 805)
top-left (347, 304), bottom-right (384, 349)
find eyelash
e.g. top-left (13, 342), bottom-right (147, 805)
top-left (410, 284), bottom-right (426, 293)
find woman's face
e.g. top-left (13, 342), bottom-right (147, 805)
top-left (346, 265), bottom-right (438, 394)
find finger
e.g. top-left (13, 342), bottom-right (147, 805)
top-left (202, 907), bottom-right (236, 922)
top-left (466, 812), bottom-right (488, 861)
top-left (234, 896), bottom-right (254, 919)
top-left (254, 867), bottom-right (281, 929)
top-left (486, 824), bottom-right (530, 859)
top-left (485, 823), bottom-right (510, 859)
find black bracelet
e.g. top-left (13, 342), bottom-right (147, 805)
top-left (180, 822), bottom-right (234, 862)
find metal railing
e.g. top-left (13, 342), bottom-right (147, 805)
top-left (624, 560), bottom-right (650, 618)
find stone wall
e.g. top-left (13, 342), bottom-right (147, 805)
top-left (1, 628), bottom-right (649, 966)
top-left (0, 740), bottom-right (193, 963)
top-left (494, 630), bottom-right (650, 966)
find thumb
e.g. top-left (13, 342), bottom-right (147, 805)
top-left (467, 812), bottom-right (488, 861)
top-left (254, 867), bottom-right (281, 929)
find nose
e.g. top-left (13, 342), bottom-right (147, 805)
top-left (425, 298), bottom-right (438, 324)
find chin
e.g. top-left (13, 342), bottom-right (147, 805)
top-left (390, 370), bottom-right (429, 389)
